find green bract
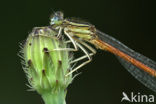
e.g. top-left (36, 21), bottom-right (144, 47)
top-left (22, 26), bottom-right (73, 104)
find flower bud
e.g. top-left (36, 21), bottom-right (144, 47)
top-left (21, 26), bottom-right (73, 104)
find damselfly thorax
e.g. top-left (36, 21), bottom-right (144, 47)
top-left (52, 18), bottom-right (98, 40)
top-left (50, 12), bottom-right (98, 76)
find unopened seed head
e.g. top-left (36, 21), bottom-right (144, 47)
top-left (21, 26), bottom-right (73, 94)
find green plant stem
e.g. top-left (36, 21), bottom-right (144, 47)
top-left (41, 89), bottom-right (66, 104)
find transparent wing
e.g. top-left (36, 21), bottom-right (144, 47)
top-left (96, 29), bottom-right (156, 92)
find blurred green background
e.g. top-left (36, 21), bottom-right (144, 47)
top-left (0, 0), bottom-right (155, 104)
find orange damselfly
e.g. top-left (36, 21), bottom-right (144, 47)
top-left (50, 11), bottom-right (156, 92)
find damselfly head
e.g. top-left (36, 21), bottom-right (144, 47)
top-left (50, 11), bottom-right (64, 25)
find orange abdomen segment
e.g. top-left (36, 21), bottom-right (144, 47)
top-left (91, 39), bottom-right (156, 77)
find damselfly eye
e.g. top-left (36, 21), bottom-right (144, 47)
top-left (50, 11), bottom-right (64, 25)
